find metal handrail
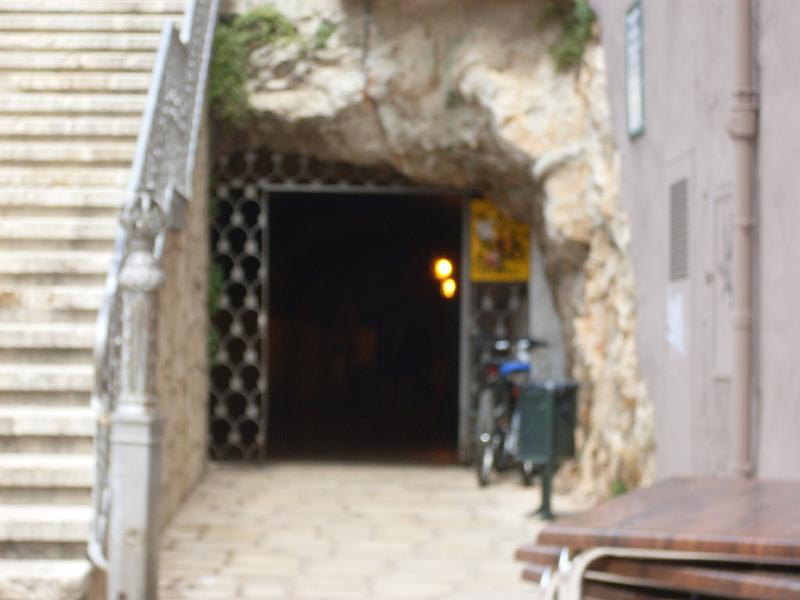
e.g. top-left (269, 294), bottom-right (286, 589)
top-left (88, 0), bottom-right (219, 570)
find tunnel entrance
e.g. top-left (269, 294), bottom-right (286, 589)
top-left (208, 149), bottom-right (535, 463)
top-left (208, 150), bottom-right (474, 462)
top-left (267, 193), bottom-right (461, 461)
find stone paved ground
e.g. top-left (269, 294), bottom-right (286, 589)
top-left (159, 462), bottom-right (584, 599)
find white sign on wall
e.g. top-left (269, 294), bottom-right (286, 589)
top-left (625, 1), bottom-right (644, 138)
top-left (666, 288), bottom-right (686, 357)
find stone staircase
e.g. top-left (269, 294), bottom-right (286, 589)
top-left (0, 1), bottom-right (184, 597)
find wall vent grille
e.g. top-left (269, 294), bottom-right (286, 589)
top-left (670, 178), bottom-right (689, 281)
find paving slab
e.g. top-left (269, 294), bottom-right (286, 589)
top-left (159, 462), bottom-right (586, 599)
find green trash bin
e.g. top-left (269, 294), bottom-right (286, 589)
top-left (517, 381), bottom-right (578, 519)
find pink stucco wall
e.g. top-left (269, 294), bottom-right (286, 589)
top-left (593, 0), bottom-right (800, 479)
top-left (755, 0), bottom-right (800, 479)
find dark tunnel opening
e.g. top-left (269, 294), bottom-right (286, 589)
top-left (266, 192), bottom-right (462, 462)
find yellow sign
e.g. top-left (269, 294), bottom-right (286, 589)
top-left (470, 199), bottom-right (529, 282)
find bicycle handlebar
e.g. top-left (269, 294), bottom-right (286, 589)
top-left (472, 336), bottom-right (549, 352)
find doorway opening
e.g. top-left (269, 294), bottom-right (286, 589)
top-left (267, 192), bottom-right (461, 462)
top-left (209, 150), bottom-right (536, 463)
top-left (209, 150), bottom-right (480, 463)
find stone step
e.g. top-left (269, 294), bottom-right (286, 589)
top-left (0, 216), bottom-right (118, 241)
top-left (0, 141), bottom-right (136, 165)
top-left (0, 453), bottom-right (93, 489)
top-left (0, 311), bottom-right (101, 325)
top-left (0, 14), bottom-right (175, 33)
top-left (0, 115), bottom-right (140, 139)
top-left (0, 0), bottom-right (186, 13)
top-left (0, 302), bottom-right (102, 322)
top-left (0, 486), bottom-right (92, 505)
top-left (0, 420), bottom-right (94, 458)
top-left (0, 405), bottom-right (94, 455)
top-left (0, 92), bottom-right (145, 115)
top-left (0, 411), bottom-right (93, 454)
top-left (0, 250), bottom-right (111, 277)
top-left (0, 140), bottom-right (136, 165)
top-left (0, 51), bottom-right (156, 72)
top-left (0, 391), bottom-right (90, 408)
top-left (0, 72), bottom-right (151, 94)
top-left (0, 366), bottom-right (94, 393)
top-left (0, 31), bottom-right (161, 52)
top-left (0, 187), bottom-right (122, 211)
top-left (0, 559), bottom-right (90, 600)
top-left (0, 348), bottom-right (94, 367)
top-left (0, 285), bottom-right (104, 312)
top-left (0, 324), bottom-right (95, 350)
top-left (0, 405), bottom-right (94, 438)
top-left (0, 166), bottom-right (129, 187)
top-left (0, 505), bottom-right (91, 543)
top-left (0, 350), bottom-right (94, 368)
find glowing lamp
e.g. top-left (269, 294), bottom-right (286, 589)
top-left (441, 277), bottom-right (457, 299)
top-left (434, 258), bottom-right (453, 280)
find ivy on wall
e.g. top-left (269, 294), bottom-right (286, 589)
top-left (209, 7), bottom-right (301, 128)
top-left (209, 7), bottom-right (337, 128)
top-left (539, 0), bottom-right (597, 72)
top-left (312, 18), bottom-right (336, 50)
top-left (207, 7), bottom-right (303, 361)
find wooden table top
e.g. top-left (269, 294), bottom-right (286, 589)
top-left (536, 478), bottom-right (800, 562)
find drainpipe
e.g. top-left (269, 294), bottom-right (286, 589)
top-left (728, 0), bottom-right (757, 478)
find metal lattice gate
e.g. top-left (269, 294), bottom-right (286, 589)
top-left (209, 157), bottom-right (267, 460)
top-left (208, 149), bottom-right (530, 461)
top-left (209, 150), bottom-right (455, 459)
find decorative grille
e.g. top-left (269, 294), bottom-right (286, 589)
top-left (209, 160), bottom-right (267, 460)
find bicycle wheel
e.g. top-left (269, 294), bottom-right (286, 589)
top-left (475, 388), bottom-right (496, 487)
top-left (520, 460), bottom-right (538, 487)
top-left (478, 442), bottom-right (494, 487)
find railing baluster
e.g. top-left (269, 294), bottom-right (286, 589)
top-left (108, 192), bottom-right (165, 600)
top-left (88, 0), bottom-right (220, 596)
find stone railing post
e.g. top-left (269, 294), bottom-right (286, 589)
top-left (108, 191), bottom-right (166, 600)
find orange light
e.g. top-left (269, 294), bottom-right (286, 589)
top-left (441, 277), bottom-right (457, 299)
top-left (434, 258), bottom-right (453, 280)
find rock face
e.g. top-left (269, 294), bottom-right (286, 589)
top-left (223, 0), bottom-right (654, 495)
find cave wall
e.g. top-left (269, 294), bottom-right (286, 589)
top-left (220, 0), bottom-right (654, 495)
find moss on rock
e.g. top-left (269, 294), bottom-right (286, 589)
top-left (539, 0), bottom-right (597, 72)
top-left (209, 6), bottom-right (301, 128)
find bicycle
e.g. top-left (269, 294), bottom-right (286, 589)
top-left (474, 337), bottom-right (546, 487)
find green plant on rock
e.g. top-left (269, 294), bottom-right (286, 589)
top-left (445, 88), bottom-right (464, 109)
top-left (610, 478), bottom-right (628, 497)
top-left (209, 6), bottom-right (301, 128)
top-left (312, 18), bottom-right (337, 50)
top-left (539, 0), bottom-right (597, 72)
